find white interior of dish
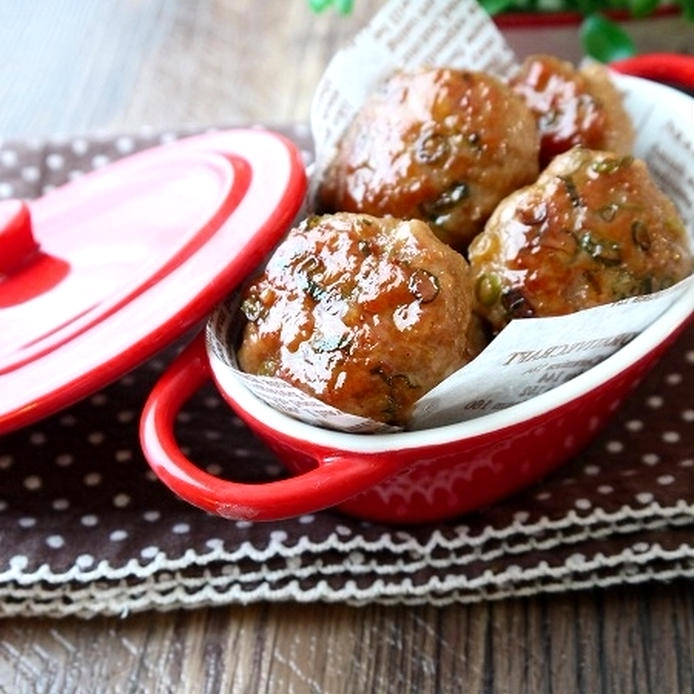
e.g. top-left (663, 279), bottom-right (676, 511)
top-left (207, 74), bottom-right (694, 453)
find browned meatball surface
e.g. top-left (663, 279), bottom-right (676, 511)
top-left (318, 68), bottom-right (540, 252)
top-left (510, 54), bottom-right (635, 168)
top-left (468, 147), bottom-right (692, 332)
top-left (238, 213), bottom-right (473, 425)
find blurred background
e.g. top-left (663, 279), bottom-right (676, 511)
top-left (0, 0), bottom-right (690, 140)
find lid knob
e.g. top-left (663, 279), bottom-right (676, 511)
top-left (0, 200), bottom-right (40, 275)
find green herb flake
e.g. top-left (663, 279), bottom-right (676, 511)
top-left (257, 359), bottom-right (278, 377)
top-left (501, 288), bottom-right (535, 319)
top-left (414, 133), bottom-right (450, 165)
top-left (241, 295), bottom-right (265, 322)
top-left (559, 175), bottom-right (582, 207)
top-left (298, 255), bottom-right (326, 300)
top-left (631, 220), bottom-right (651, 252)
top-left (304, 215), bottom-right (322, 230)
top-left (579, 230), bottom-right (622, 266)
top-left (591, 155), bottom-right (633, 175)
top-left (358, 239), bottom-right (372, 256)
top-left (420, 182), bottom-right (469, 219)
top-left (598, 203), bottom-right (618, 222)
top-left (467, 132), bottom-right (482, 150)
top-left (311, 332), bottom-right (352, 353)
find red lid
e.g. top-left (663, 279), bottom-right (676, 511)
top-left (0, 129), bottom-right (306, 433)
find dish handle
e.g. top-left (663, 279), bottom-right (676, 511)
top-left (610, 53), bottom-right (694, 91)
top-left (139, 335), bottom-right (393, 521)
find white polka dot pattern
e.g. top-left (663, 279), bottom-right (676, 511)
top-left (0, 128), bottom-right (691, 618)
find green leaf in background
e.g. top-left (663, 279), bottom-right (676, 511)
top-left (308, 0), bottom-right (334, 12)
top-left (334, 0), bottom-right (355, 13)
top-left (676, 0), bottom-right (694, 21)
top-left (580, 13), bottom-right (636, 62)
top-left (627, 0), bottom-right (661, 17)
top-left (479, 0), bottom-right (521, 15)
top-left (308, 0), bottom-right (354, 13)
top-left (575, 0), bottom-right (605, 15)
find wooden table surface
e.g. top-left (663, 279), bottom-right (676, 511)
top-left (1, 2), bottom-right (692, 692)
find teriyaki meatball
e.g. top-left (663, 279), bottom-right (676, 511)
top-left (318, 68), bottom-right (540, 252)
top-left (510, 54), bottom-right (635, 168)
top-left (238, 212), bottom-right (474, 425)
top-left (468, 147), bottom-right (692, 332)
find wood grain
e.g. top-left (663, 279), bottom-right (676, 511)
top-left (0, 0), bottom-right (379, 139)
top-left (1, 583), bottom-right (692, 693)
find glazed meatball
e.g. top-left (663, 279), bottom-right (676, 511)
top-left (468, 147), bottom-right (692, 332)
top-left (238, 213), bottom-right (473, 425)
top-left (318, 68), bottom-right (540, 251)
top-left (510, 54), bottom-right (635, 168)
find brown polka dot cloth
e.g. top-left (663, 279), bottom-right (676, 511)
top-left (1, 129), bottom-right (692, 618)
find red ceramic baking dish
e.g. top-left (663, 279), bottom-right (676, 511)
top-left (139, 55), bottom-right (694, 524)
